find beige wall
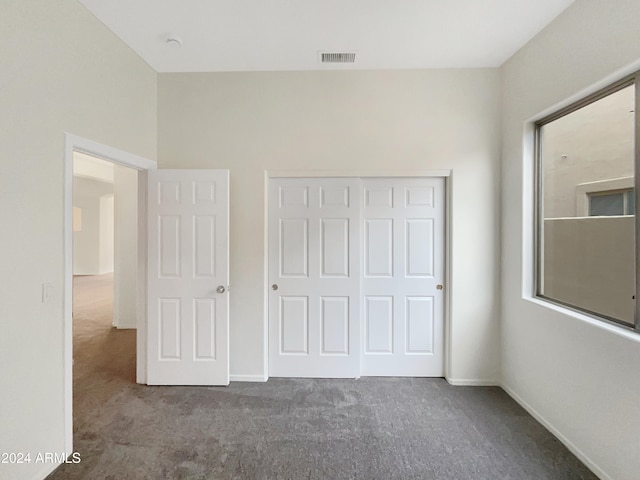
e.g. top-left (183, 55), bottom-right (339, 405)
top-left (113, 165), bottom-right (138, 329)
top-left (542, 86), bottom-right (634, 218)
top-left (99, 195), bottom-right (115, 274)
top-left (0, 1), bottom-right (157, 479)
top-left (73, 177), bottom-right (114, 275)
top-left (158, 69), bottom-right (502, 382)
top-left (544, 217), bottom-right (634, 324)
top-left (501, 0), bottom-right (640, 479)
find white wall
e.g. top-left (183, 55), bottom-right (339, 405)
top-left (113, 165), bottom-right (138, 329)
top-left (0, 1), bottom-right (157, 479)
top-left (158, 69), bottom-right (502, 383)
top-left (501, 1), bottom-right (640, 479)
top-left (73, 177), bottom-right (114, 275)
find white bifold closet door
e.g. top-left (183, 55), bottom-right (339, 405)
top-left (361, 178), bottom-right (444, 376)
top-left (268, 178), bottom-right (361, 378)
top-left (269, 177), bottom-right (444, 378)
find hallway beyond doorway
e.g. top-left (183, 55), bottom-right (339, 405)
top-left (72, 273), bottom-right (136, 396)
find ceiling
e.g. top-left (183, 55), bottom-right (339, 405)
top-left (78, 0), bottom-right (576, 73)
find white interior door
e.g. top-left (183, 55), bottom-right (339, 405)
top-left (268, 178), bottom-right (361, 377)
top-left (361, 178), bottom-right (444, 376)
top-left (147, 169), bottom-right (229, 385)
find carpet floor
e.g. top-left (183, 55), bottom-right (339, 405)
top-left (48, 274), bottom-right (597, 480)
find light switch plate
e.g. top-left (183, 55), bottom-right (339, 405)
top-left (42, 282), bottom-right (53, 303)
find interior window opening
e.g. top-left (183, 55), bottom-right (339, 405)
top-left (536, 80), bottom-right (638, 330)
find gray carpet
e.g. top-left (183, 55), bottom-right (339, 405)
top-left (48, 274), bottom-right (597, 480)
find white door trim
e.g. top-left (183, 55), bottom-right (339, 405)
top-left (63, 133), bottom-right (157, 454)
top-left (264, 169), bottom-right (452, 382)
top-left (268, 169), bottom-right (452, 178)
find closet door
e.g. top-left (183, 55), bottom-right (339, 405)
top-left (361, 178), bottom-right (445, 376)
top-left (268, 178), bottom-right (361, 377)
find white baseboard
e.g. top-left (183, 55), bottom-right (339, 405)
top-left (501, 383), bottom-right (609, 480)
top-left (445, 378), bottom-right (500, 386)
top-left (230, 374), bottom-right (268, 383)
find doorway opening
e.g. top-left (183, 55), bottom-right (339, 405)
top-left (63, 133), bottom-right (156, 454)
top-left (72, 152), bottom-right (138, 417)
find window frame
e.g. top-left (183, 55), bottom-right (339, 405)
top-left (534, 73), bottom-right (640, 333)
top-left (588, 189), bottom-right (633, 216)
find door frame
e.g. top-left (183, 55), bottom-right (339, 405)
top-left (63, 133), bottom-right (156, 454)
top-left (264, 169), bottom-right (452, 381)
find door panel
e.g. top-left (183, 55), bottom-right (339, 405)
top-left (159, 215), bottom-right (181, 277)
top-left (147, 169), bottom-right (229, 385)
top-left (361, 178), bottom-right (444, 376)
top-left (269, 178), bottom-right (360, 378)
top-left (194, 299), bottom-right (216, 358)
top-left (405, 296), bottom-right (434, 353)
top-left (406, 219), bottom-right (434, 276)
top-left (320, 219), bottom-right (350, 277)
top-left (193, 216), bottom-right (216, 277)
top-left (280, 296), bottom-right (309, 354)
top-left (280, 219), bottom-right (308, 277)
top-left (159, 299), bottom-right (181, 358)
top-left (365, 219), bottom-right (394, 277)
top-left (268, 176), bottom-right (444, 378)
top-left (320, 296), bottom-right (349, 354)
top-left (364, 296), bottom-right (394, 354)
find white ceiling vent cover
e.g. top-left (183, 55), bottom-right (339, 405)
top-left (320, 52), bottom-right (356, 63)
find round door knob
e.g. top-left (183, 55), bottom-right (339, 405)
top-left (216, 285), bottom-right (226, 294)
top-left (272, 284), bottom-right (278, 291)
top-left (436, 284), bottom-right (444, 290)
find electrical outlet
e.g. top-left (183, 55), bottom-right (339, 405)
top-left (42, 282), bottom-right (53, 303)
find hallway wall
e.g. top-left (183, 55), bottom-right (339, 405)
top-left (113, 165), bottom-right (138, 329)
top-left (73, 177), bottom-right (114, 275)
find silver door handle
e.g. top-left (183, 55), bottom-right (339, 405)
top-left (272, 284), bottom-right (278, 291)
top-left (216, 285), bottom-right (226, 294)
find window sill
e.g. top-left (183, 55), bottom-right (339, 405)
top-left (523, 295), bottom-right (640, 343)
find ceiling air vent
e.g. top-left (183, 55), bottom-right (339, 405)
top-left (320, 52), bottom-right (356, 63)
